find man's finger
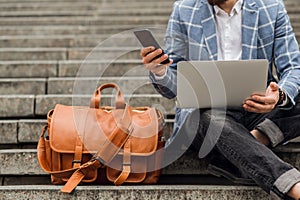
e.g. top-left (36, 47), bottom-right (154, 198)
top-left (243, 100), bottom-right (275, 113)
top-left (140, 46), bottom-right (155, 57)
top-left (142, 49), bottom-right (163, 65)
top-left (251, 95), bottom-right (276, 105)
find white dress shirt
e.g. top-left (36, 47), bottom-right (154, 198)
top-left (214, 0), bottom-right (243, 61)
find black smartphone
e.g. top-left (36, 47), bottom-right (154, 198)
top-left (134, 29), bottom-right (170, 64)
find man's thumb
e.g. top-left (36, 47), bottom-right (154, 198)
top-left (270, 82), bottom-right (279, 91)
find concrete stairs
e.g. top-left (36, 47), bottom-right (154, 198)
top-left (0, 0), bottom-right (300, 199)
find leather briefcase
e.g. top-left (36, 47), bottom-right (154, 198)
top-left (37, 83), bottom-right (165, 193)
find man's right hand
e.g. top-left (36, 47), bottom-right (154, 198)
top-left (140, 46), bottom-right (173, 77)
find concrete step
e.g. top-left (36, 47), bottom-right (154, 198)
top-left (47, 77), bottom-right (157, 95)
top-left (0, 0), bottom-right (294, 10)
top-left (58, 60), bottom-right (146, 77)
top-left (1, 22), bottom-right (300, 36)
top-left (0, 143), bottom-right (299, 176)
top-left (12, 117), bottom-right (300, 147)
top-left (0, 119), bottom-right (173, 144)
top-left (0, 16), bottom-right (169, 26)
top-left (1, 118), bottom-right (300, 145)
top-left (0, 185), bottom-right (269, 200)
top-left (286, 7), bottom-right (300, 14)
top-left (0, 8), bottom-right (172, 17)
top-left (0, 60), bottom-right (148, 78)
top-left (0, 95), bottom-right (35, 117)
top-left (0, 48), bottom-right (67, 61)
top-left (0, 47), bottom-right (145, 61)
top-left (0, 94), bottom-right (175, 117)
top-left (289, 15), bottom-right (300, 24)
top-left (0, 61), bottom-right (57, 78)
top-left (0, 77), bottom-right (157, 95)
top-left (0, 25), bottom-right (167, 36)
top-left (6, 7), bottom-right (300, 18)
top-left (0, 78), bottom-right (46, 95)
top-left (1, 32), bottom-right (300, 48)
top-left (0, 77), bottom-right (159, 95)
top-left (0, 1), bottom-right (174, 11)
top-left (1, 142), bottom-right (300, 175)
top-left (0, 33), bottom-right (166, 48)
top-left (34, 94), bottom-right (175, 116)
top-left (0, 119), bottom-right (46, 144)
top-left (0, 0), bottom-right (168, 1)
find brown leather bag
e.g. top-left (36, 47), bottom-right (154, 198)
top-left (37, 83), bottom-right (165, 193)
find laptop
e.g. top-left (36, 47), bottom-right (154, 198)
top-left (176, 60), bottom-right (269, 108)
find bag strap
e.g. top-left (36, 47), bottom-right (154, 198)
top-left (61, 104), bottom-right (133, 193)
top-left (114, 139), bottom-right (131, 186)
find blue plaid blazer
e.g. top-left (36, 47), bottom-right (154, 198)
top-left (150, 0), bottom-right (300, 143)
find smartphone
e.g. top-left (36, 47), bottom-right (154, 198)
top-left (134, 29), bottom-right (170, 64)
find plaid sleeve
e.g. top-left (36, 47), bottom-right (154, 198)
top-left (274, 0), bottom-right (300, 106)
top-left (150, 0), bottom-right (188, 99)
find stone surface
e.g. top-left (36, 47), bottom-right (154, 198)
top-left (0, 48), bottom-right (66, 61)
top-left (67, 48), bottom-right (141, 60)
top-left (0, 7), bottom-right (172, 17)
top-left (0, 16), bottom-right (169, 26)
top-left (0, 33), bottom-right (166, 48)
top-left (47, 77), bottom-right (157, 94)
top-left (0, 185), bottom-right (269, 200)
top-left (0, 78), bottom-right (46, 95)
top-left (0, 150), bottom-right (45, 175)
top-left (35, 94), bottom-right (176, 116)
top-left (1, 144), bottom-right (300, 176)
top-left (0, 1), bottom-right (174, 11)
top-left (0, 121), bottom-right (17, 144)
top-left (58, 60), bottom-right (146, 77)
top-left (0, 61), bottom-right (57, 78)
top-left (0, 95), bottom-right (34, 117)
top-left (3, 176), bottom-right (50, 185)
top-left (18, 120), bottom-right (47, 143)
top-left (0, 35), bottom-right (132, 48)
top-left (0, 25), bottom-right (138, 36)
top-left (2, 119), bottom-right (172, 144)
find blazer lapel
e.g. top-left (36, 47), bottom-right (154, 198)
top-left (199, 1), bottom-right (218, 60)
top-left (241, 0), bottom-right (259, 59)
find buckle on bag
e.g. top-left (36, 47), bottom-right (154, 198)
top-left (72, 160), bottom-right (81, 164)
top-left (123, 162), bottom-right (131, 166)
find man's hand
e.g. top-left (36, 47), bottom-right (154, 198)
top-left (140, 46), bottom-right (173, 76)
top-left (243, 82), bottom-right (280, 113)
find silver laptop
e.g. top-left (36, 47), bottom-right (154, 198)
top-left (176, 60), bottom-right (269, 108)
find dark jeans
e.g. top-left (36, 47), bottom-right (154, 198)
top-left (181, 104), bottom-right (300, 199)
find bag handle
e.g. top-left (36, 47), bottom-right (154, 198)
top-left (90, 83), bottom-right (125, 109)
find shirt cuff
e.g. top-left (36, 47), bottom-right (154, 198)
top-left (153, 71), bottom-right (167, 80)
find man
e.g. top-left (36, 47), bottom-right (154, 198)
top-left (140, 0), bottom-right (300, 199)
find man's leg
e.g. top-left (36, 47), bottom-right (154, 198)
top-left (191, 108), bottom-right (299, 199)
top-left (247, 103), bottom-right (300, 199)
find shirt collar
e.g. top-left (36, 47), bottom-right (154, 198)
top-left (214, 0), bottom-right (243, 16)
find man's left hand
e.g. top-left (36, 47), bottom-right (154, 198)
top-left (243, 82), bottom-right (280, 113)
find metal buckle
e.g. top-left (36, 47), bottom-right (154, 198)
top-left (123, 162), bottom-right (131, 166)
top-left (72, 160), bottom-right (81, 164)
